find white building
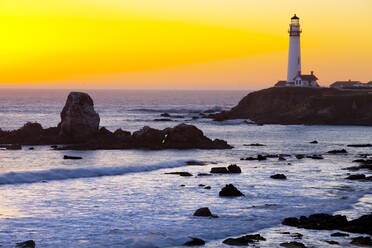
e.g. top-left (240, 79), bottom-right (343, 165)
top-left (275, 15), bottom-right (319, 88)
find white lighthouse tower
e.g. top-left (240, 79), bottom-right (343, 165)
top-left (287, 14), bottom-right (302, 83)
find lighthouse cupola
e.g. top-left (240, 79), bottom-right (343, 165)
top-left (289, 14), bottom-right (301, 36)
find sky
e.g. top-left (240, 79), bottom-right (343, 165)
top-left (0, 0), bottom-right (371, 90)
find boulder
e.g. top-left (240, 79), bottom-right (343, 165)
top-left (271, 174), bottom-right (287, 180)
top-left (58, 92), bottom-right (100, 141)
top-left (310, 140), bottom-right (318, 144)
top-left (210, 167), bottom-right (229, 174)
top-left (219, 184), bottom-right (244, 197)
top-left (183, 237), bottom-right (206, 246)
top-left (227, 164), bottom-right (241, 173)
top-left (163, 123), bottom-right (232, 149)
top-left (193, 207), bottom-right (218, 218)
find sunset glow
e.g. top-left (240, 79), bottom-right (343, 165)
top-left (1, 0), bottom-right (371, 89)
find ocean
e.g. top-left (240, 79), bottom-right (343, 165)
top-left (0, 89), bottom-right (371, 247)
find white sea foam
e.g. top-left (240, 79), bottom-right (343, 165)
top-left (0, 160), bottom-right (189, 185)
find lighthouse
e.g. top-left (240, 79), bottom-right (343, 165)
top-left (287, 14), bottom-right (301, 83)
top-left (275, 15), bottom-right (319, 87)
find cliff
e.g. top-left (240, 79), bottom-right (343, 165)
top-left (212, 87), bottom-right (372, 125)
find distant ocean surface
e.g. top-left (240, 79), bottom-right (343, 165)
top-left (0, 89), bottom-right (371, 248)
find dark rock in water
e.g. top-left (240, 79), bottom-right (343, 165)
top-left (278, 156), bottom-right (286, 161)
top-left (227, 164), bottom-right (241, 173)
top-left (180, 184), bottom-right (186, 187)
top-left (350, 236), bottom-right (372, 246)
top-left (219, 184), bottom-right (244, 197)
top-left (162, 123), bottom-right (233, 149)
top-left (306, 155), bottom-right (324, 160)
top-left (295, 155), bottom-right (305, 159)
top-left (271, 174), bottom-right (287, 180)
top-left (183, 237), bottom-right (206, 246)
top-left (132, 126), bottom-right (165, 148)
top-left (210, 87), bottom-right (372, 126)
top-left (279, 241), bottom-right (307, 248)
top-left (327, 149), bottom-right (347, 154)
top-left (330, 232), bottom-right (349, 237)
top-left (204, 186), bottom-right (211, 189)
top-left (210, 167), bottom-right (229, 174)
top-left (197, 173), bottom-right (211, 177)
top-left (186, 161), bottom-right (207, 166)
top-left (282, 213), bottom-right (372, 235)
top-left (165, 172), bottom-right (193, 177)
top-left (160, 113), bottom-right (171, 117)
top-left (16, 240), bottom-right (36, 248)
top-left (290, 233), bottom-right (303, 239)
top-left (198, 184), bottom-right (205, 187)
top-left (310, 140), bottom-right (318, 144)
top-left (244, 143), bottom-right (265, 146)
top-left (113, 129), bottom-right (131, 140)
top-left (344, 214), bottom-right (372, 235)
top-left (153, 118), bottom-right (173, 122)
top-left (51, 145), bottom-right (58, 149)
top-left (348, 144), bottom-right (372, 147)
top-left (193, 207), bottom-right (218, 218)
top-left (58, 92), bottom-right (100, 142)
top-left (63, 155), bottom-right (82, 160)
top-left (222, 234), bottom-right (265, 246)
top-left (257, 155), bottom-right (267, 160)
top-left (28, 147), bottom-right (34, 150)
top-left (345, 174), bottom-right (366, 180)
top-left (322, 240), bottom-right (339, 245)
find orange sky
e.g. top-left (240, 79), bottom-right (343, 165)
top-left (0, 0), bottom-right (371, 90)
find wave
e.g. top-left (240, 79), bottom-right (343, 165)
top-left (0, 160), bottom-right (189, 186)
top-left (130, 105), bottom-right (226, 114)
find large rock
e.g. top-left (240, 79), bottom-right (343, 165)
top-left (211, 87), bottom-right (372, 125)
top-left (58, 92), bottom-right (100, 141)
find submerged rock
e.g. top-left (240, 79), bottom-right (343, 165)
top-left (219, 184), bottom-right (244, 197)
top-left (16, 240), bottom-right (36, 248)
top-left (327, 149), bottom-right (347, 154)
top-left (330, 232), bottom-right (349, 237)
top-left (345, 174), bottom-right (366, 180)
top-left (223, 234), bottom-right (265, 246)
top-left (279, 241), bottom-right (307, 248)
top-left (165, 172), bottom-right (193, 177)
top-left (183, 237), bottom-right (206, 246)
top-left (310, 140), bottom-right (318, 144)
top-left (193, 207), bottom-right (218, 218)
top-left (58, 92), bottom-right (100, 141)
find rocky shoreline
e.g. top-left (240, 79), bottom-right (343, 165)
top-left (211, 87), bottom-right (372, 125)
top-left (0, 92), bottom-right (232, 150)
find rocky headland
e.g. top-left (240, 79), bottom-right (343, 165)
top-left (0, 92), bottom-right (232, 150)
top-left (211, 87), bottom-right (372, 125)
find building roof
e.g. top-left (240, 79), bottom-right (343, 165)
top-left (294, 74), bottom-right (318, 81)
top-left (275, 81), bottom-right (288, 87)
top-left (330, 81), bottom-right (363, 88)
top-left (291, 14), bottom-right (299, 20)
top-left (367, 81), bottom-right (372, 85)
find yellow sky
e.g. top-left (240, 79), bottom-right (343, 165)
top-left (0, 0), bottom-right (371, 89)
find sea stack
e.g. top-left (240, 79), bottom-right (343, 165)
top-left (58, 92), bottom-right (100, 141)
